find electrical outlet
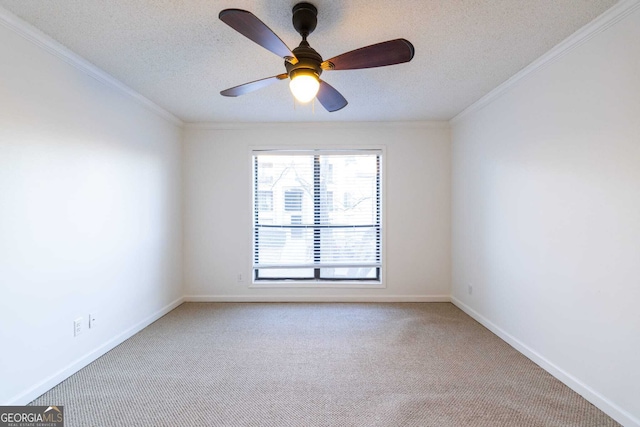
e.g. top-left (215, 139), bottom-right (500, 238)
top-left (237, 273), bottom-right (244, 283)
top-left (89, 313), bottom-right (97, 329)
top-left (468, 284), bottom-right (473, 295)
top-left (74, 318), bottom-right (83, 337)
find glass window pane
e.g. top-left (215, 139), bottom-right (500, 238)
top-left (254, 152), bottom-right (381, 282)
top-left (258, 268), bottom-right (314, 279)
top-left (319, 227), bottom-right (379, 264)
top-left (284, 189), bottom-right (303, 211)
top-left (320, 267), bottom-right (377, 279)
top-left (257, 190), bottom-right (273, 211)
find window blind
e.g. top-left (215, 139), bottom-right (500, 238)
top-left (253, 150), bottom-right (381, 281)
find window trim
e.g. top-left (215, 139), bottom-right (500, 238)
top-left (249, 146), bottom-right (386, 288)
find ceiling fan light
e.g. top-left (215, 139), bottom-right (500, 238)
top-left (289, 72), bottom-right (320, 103)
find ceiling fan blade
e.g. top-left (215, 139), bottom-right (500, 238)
top-left (221, 74), bottom-right (288, 97)
top-left (316, 80), bottom-right (348, 112)
top-left (321, 39), bottom-right (415, 71)
top-left (219, 9), bottom-right (295, 60)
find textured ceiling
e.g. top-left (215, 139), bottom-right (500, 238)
top-left (0, 0), bottom-right (617, 123)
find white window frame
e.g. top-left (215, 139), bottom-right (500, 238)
top-left (249, 147), bottom-right (386, 288)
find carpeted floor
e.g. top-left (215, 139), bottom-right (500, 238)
top-left (31, 303), bottom-right (620, 426)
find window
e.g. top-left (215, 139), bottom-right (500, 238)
top-left (343, 192), bottom-right (353, 209)
top-left (325, 163), bottom-right (334, 183)
top-left (256, 190), bottom-right (273, 211)
top-left (290, 214), bottom-right (302, 239)
top-left (258, 162), bottom-right (273, 184)
top-left (253, 150), bottom-right (382, 282)
top-left (284, 189), bottom-right (303, 211)
top-left (325, 191), bottom-right (334, 212)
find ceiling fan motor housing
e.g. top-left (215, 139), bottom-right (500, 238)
top-left (287, 3), bottom-right (322, 80)
top-left (286, 40), bottom-right (323, 79)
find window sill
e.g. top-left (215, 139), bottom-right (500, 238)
top-left (249, 280), bottom-right (384, 289)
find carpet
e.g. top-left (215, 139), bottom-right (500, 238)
top-left (31, 303), bottom-right (620, 426)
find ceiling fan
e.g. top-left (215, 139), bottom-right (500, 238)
top-left (219, 2), bottom-right (415, 112)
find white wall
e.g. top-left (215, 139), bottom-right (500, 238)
top-left (0, 19), bottom-right (183, 403)
top-left (451, 6), bottom-right (640, 426)
top-left (183, 122), bottom-right (450, 301)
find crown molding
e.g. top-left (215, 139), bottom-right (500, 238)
top-left (450, 0), bottom-right (640, 125)
top-left (0, 6), bottom-right (184, 127)
top-left (184, 120), bottom-right (450, 131)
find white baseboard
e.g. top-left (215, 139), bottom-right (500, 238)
top-left (185, 294), bottom-right (451, 303)
top-left (451, 297), bottom-right (639, 427)
top-left (6, 296), bottom-right (185, 406)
